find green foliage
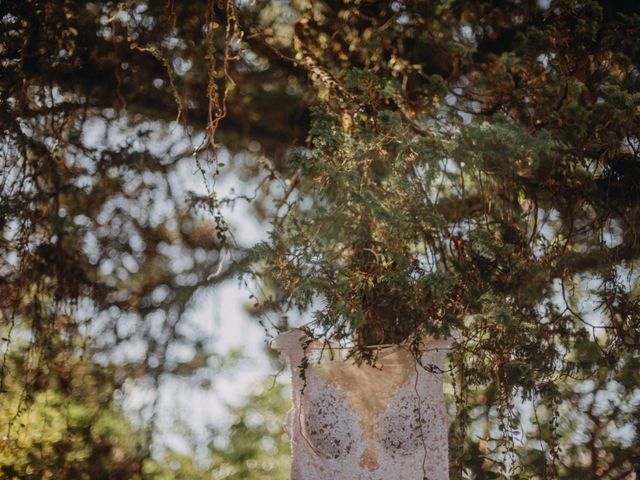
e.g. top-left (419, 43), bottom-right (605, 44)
top-left (250, 0), bottom-right (640, 477)
top-left (0, 388), bottom-right (144, 480)
top-left (0, 0), bottom-right (291, 476)
top-left (2, 0), bottom-right (640, 479)
top-left (0, 371), bottom-right (291, 480)
top-left (209, 381), bottom-right (291, 480)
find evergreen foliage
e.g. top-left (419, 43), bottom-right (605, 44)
top-left (252, 1), bottom-right (640, 477)
top-left (1, 0), bottom-right (639, 478)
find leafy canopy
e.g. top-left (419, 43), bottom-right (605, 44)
top-left (1, 0), bottom-right (640, 478)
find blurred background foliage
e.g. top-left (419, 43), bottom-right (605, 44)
top-left (1, 0), bottom-right (639, 479)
